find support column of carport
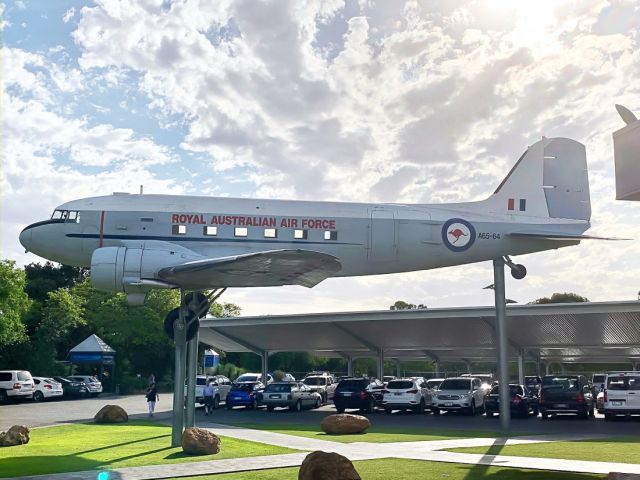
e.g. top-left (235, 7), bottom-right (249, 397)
top-left (493, 258), bottom-right (511, 434)
top-left (377, 349), bottom-right (385, 380)
top-left (261, 350), bottom-right (269, 385)
top-left (517, 350), bottom-right (525, 385)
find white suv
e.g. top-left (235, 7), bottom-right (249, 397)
top-left (0, 370), bottom-right (35, 403)
top-left (303, 374), bottom-right (336, 404)
top-left (432, 377), bottom-right (486, 415)
top-left (383, 378), bottom-right (430, 413)
top-left (33, 377), bottom-right (63, 401)
top-left (603, 371), bottom-right (640, 420)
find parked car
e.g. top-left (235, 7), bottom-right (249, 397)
top-left (53, 376), bottom-right (88, 398)
top-left (0, 370), bottom-right (35, 403)
top-left (425, 378), bottom-right (444, 390)
top-left (524, 376), bottom-right (542, 393)
top-left (383, 378), bottom-right (430, 413)
top-left (432, 377), bottom-right (486, 415)
top-left (235, 373), bottom-right (273, 384)
top-left (603, 371), bottom-right (640, 420)
top-left (32, 377), bottom-right (63, 402)
top-left (209, 375), bottom-right (233, 403)
top-left (484, 384), bottom-right (539, 417)
top-left (303, 373), bottom-right (337, 404)
top-left (67, 375), bottom-right (103, 397)
top-left (539, 375), bottom-right (594, 419)
top-left (262, 382), bottom-right (322, 411)
top-left (461, 373), bottom-right (494, 392)
top-left (185, 375), bottom-right (232, 407)
top-left (333, 377), bottom-right (385, 413)
top-left (382, 376), bottom-right (396, 385)
top-left (226, 381), bottom-right (264, 409)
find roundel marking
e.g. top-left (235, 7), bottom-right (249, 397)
top-left (442, 218), bottom-right (476, 252)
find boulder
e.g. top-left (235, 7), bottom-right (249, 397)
top-left (298, 451), bottom-right (361, 480)
top-left (94, 405), bottom-right (128, 423)
top-left (0, 425), bottom-right (30, 447)
top-left (320, 414), bottom-right (370, 435)
top-left (607, 474), bottom-right (640, 479)
top-left (181, 427), bottom-right (221, 455)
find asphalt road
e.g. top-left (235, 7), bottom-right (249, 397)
top-left (2, 394), bottom-right (640, 438)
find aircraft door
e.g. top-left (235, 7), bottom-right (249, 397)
top-left (369, 209), bottom-right (396, 262)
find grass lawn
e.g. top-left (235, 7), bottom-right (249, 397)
top-left (0, 420), bottom-right (297, 478)
top-left (174, 458), bottom-right (605, 480)
top-left (236, 422), bottom-right (497, 443)
top-left (449, 437), bottom-right (640, 464)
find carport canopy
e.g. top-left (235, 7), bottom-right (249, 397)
top-left (199, 301), bottom-right (640, 366)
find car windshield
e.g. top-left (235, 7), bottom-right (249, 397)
top-left (490, 385), bottom-right (524, 396)
top-left (45, 378), bottom-right (57, 384)
top-left (542, 377), bottom-right (579, 391)
top-left (231, 383), bottom-right (257, 392)
top-left (607, 375), bottom-right (640, 391)
top-left (426, 380), bottom-right (442, 389)
top-left (476, 376), bottom-right (493, 384)
top-left (196, 377), bottom-right (208, 385)
top-left (440, 379), bottom-right (471, 390)
top-left (338, 379), bottom-right (366, 389)
top-left (265, 384), bottom-right (292, 392)
top-left (592, 375), bottom-right (606, 384)
top-left (387, 380), bottom-right (414, 389)
top-left (304, 378), bottom-right (326, 386)
top-left (17, 371), bottom-right (32, 381)
top-left (525, 377), bottom-right (540, 385)
top-left (236, 374), bottom-right (259, 383)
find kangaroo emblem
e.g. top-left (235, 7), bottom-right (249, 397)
top-left (448, 228), bottom-right (467, 244)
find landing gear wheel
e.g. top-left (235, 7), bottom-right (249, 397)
top-left (510, 264), bottom-right (527, 280)
top-left (163, 308), bottom-right (200, 341)
top-left (33, 391), bottom-right (44, 402)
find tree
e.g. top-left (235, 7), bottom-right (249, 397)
top-left (531, 292), bottom-right (589, 304)
top-left (0, 260), bottom-right (30, 348)
top-left (390, 300), bottom-right (427, 310)
top-left (24, 262), bottom-right (86, 302)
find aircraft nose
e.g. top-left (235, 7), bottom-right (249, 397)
top-left (19, 226), bottom-right (33, 252)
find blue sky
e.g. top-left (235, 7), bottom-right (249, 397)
top-left (3, 0), bottom-right (640, 315)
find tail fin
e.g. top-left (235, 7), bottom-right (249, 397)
top-left (486, 137), bottom-right (590, 221)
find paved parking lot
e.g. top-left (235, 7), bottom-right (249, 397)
top-left (2, 393), bottom-right (639, 437)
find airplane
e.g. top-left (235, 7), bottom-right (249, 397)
top-left (19, 134), bottom-right (609, 306)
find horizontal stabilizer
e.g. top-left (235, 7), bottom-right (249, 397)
top-left (157, 249), bottom-right (342, 289)
top-left (508, 232), bottom-right (630, 241)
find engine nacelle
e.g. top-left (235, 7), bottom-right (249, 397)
top-left (90, 242), bottom-right (201, 301)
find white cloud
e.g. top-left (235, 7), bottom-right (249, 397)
top-left (62, 7), bottom-right (75, 23)
top-left (4, 0), bottom-right (640, 316)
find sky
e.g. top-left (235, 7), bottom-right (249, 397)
top-left (2, 0), bottom-right (640, 316)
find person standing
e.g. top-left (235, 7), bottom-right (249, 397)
top-left (203, 380), bottom-right (215, 416)
top-left (146, 383), bottom-right (159, 417)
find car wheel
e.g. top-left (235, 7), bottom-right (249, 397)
top-left (314, 398), bottom-right (321, 409)
top-left (604, 413), bottom-right (613, 421)
top-left (541, 411), bottom-right (549, 419)
top-left (578, 409), bottom-right (589, 419)
top-left (213, 396), bottom-right (220, 410)
top-left (533, 407), bottom-right (539, 416)
top-left (417, 399), bottom-right (425, 414)
top-left (589, 406), bottom-right (595, 418)
top-left (33, 391), bottom-right (44, 402)
top-left (336, 406), bottom-right (345, 413)
top-left (469, 401), bottom-right (476, 416)
top-left (432, 408), bottom-right (440, 415)
top-left (267, 405), bottom-right (275, 412)
top-left (486, 410), bottom-right (493, 418)
top-left (384, 408), bottom-right (392, 414)
top-left (0, 390), bottom-right (7, 404)
top-left (226, 403), bottom-right (233, 410)
top-left (290, 400), bottom-right (302, 412)
top-left (365, 398), bottom-right (374, 414)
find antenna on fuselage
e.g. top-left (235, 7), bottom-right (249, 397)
top-left (140, 185), bottom-right (144, 195)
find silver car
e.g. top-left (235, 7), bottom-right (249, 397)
top-left (262, 382), bottom-right (322, 412)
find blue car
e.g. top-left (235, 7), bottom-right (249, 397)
top-left (226, 382), bottom-right (264, 409)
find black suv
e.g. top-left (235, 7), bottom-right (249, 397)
top-left (539, 374), bottom-right (594, 419)
top-left (333, 377), bottom-right (384, 413)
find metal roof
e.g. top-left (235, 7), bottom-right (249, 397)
top-left (69, 334), bottom-right (115, 354)
top-left (199, 301), bottom-right (640, 365)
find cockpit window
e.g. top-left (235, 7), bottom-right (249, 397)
top-left (51, 210), bottom-right (80, 223)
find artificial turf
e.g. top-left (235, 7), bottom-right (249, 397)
top-left (0, 420), bottom-right (297, 478)
top-left (449, 437), bottom-right (640, 464)
top-left (234, 422), bottom-right (497, 443)
top-left (173, 458), bottom-right (605, 480)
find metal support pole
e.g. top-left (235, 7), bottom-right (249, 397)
top-left (434, 361), bottom-right (440, 377)
top-left (171, 291), bottom-right (188, 447)
top-left (395, 359), bottom-right (401, 377)
top-left (493, 258), bottom-right (511, 434)
top-left (517, 350), bottom-right (525, 386)
top-left (545, 362), bottom-right (551, 375)
top-left (185, 330), bottom-right (198, 428)
top-left (376, 349), bottom-right (384, 380)
top-left (260, 351), bottom-right (269, 384)
top-left (465, 360), bottom-right (472, 374)
top-left (347, 357), bottom-right (353, 377)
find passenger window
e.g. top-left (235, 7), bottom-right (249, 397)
top-left (294, 229), bottom-right (308, 239)
top-left (172, 225), bottom-right (187, 235)
top-left (264, 228), bottom-right (277, 238)
top-left (324, 231), bottom-right (338, 241)
top-left (204, 226), bottom-right (217, 236)
top-left (234, 227), bottom-right (248, 237)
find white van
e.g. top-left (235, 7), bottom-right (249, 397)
top-left (0, 370), bottom-right (35, 403)
top-left (603, 371), bottom-right (640, 420)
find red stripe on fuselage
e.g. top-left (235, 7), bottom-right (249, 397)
top-left (99, 211), bottom-right (105, 247)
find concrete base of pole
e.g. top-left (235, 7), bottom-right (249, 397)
top-left (185, 331), bottom-right (198, 428)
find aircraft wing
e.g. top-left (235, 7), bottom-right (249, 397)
top-left (507, 232), bottom-right (629, 241)
top-left (157, 249), bottom-right (342, 289)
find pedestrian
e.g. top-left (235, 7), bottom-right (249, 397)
top-left (148, 373), bottom-right (156, 386)
top-left (146, 383), bottom-right (159, 417)
top-left (203, 379), bottom-right (215, 416)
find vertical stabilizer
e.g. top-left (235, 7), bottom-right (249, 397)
top-left (486, 137), bottom-right (590, 221)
